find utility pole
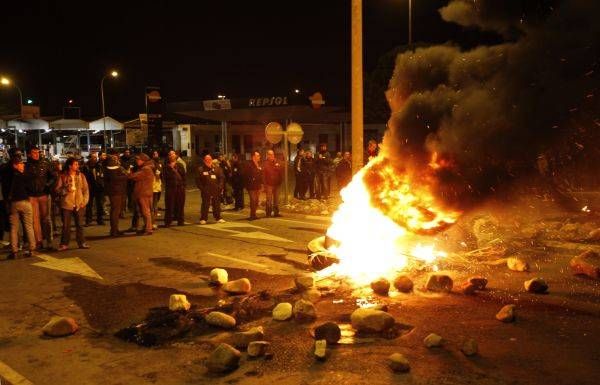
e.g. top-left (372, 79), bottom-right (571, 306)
top-left (351, 0), bottom-right (364, 173)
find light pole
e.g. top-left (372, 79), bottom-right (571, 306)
top-left (100, 70), bottom-right (118, 150)
top-left (351, 0), bottom-right (364, 173)
top-left (408, 0), bottom-right (412, 45)
top-left (1, 77), bottom-right (24, 148)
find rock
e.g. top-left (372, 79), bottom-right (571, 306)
top-left (371, 304), bottom-right (389, 312)
top-left (314, 340), bottom-right (327, 360)
top-left (169, 294), bottom-right (191, 311)
top-left (350, 308), bottom-right (395, 333)
top-left (393, 275), bottom-right (414, 293)
top-left (388, 353), bottom-right (410, 373)
top-left (425, 274), bottom-right (453, 292)
top-left (496, 304), bottom-right (516, 323)
top-left (524, 278), bottom-right (548, 294)
top-left (507, 257), bottom-right (529, 272)
top-left (570, 250), bottom-right (600, 280)
top-left (461, 339), bottom-right (478, 356)
top-left (314, 322), bottom-right (341, 344)
top-left (42, 316), bottom-right (79, 337)
top-left (588, 228), bottom-right (600, 241)
top-left (423, 333), bottom-right (443, 348)
top-left (272, 302), bottom-right (293, 321)
top-left (210, 268), bottom-right (228, 285)
top-left (206, 343), bottom-right (241, 373)
top-left (223, 278), bottom-right (252, 295)
top-left (370, 278), bottom-right (391, 295)
top-left (205, 311), bottom-right (236, 329)
top-left (295, 274), bottom-right (315, 291)
top-left (468, 277), bottom-right (488, 290)
top-left (247, 341), bottom-right (270, 358)
top-left (302, 288), bottom-right (322, 303)
top-left (459, 282), bottom-right (477, 295)
top-left (232, 326), bottom-right (264, 348)
top-left (293, 299), bottom-right (317, 322)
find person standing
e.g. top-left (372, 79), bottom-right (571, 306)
top-left (55, 157), bottom-right (90, 251)
top-left (315, 143), bottom-right (333, 199)
top-left (6, 158), bottom-right (37, 259)
top-left (230, 153), bottom-right (244, 211)
top-left (120, 148), bottom-right (135, 216)
top-left (163, 150), bottom-right (186, 227)
top-left (49, 160), bottom-right (62, 236)
top-left (263, 150), bottom-right (283, 217)
top-left (293, 148), bottom-right (305, 199)
top-left (196, 154), bottom-right (225, 225)
top-left (176, 150), bottom-right (187, 173)
top-left (151, 150), bottom-right (163, 227)
top-left (302, 151), bottom-right (316, 199)
top-left (24, 146), bottom-right (56, 250)
top-left (128, 153), bottom-right (155, 235)
top-left (365, 139), bottom-right (379, 165)
top-left (244, 151), bottom-right (263, 220)
top-left (104, 155), bottom-right (128, 237)
top-left (336, 151), bottom-right (352, 190)
top-left (218, 154), bottom-right (233, 205)
top-left (83, 153), bottom-right (105, 226)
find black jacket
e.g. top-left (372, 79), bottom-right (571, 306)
top-left (8, 170), bottom-right (31, 201)
top-left (196, 163), bottom-right (224, 196)
top-left (244, 160), bottom-right (263, 191)
top-left (263, 159), bottom-right (283, 187)
top-left (336, 159), bottom-right (352, 188)
top-left (104, 166), bottom-right (128, 196)
top-left (230, 160), bottom-right (244, 189)
top-left (82, 161), bottom-right (105, 192)
top-left (316, 150), bottom-right (333, 175)
top-left (25, 157), bottom-right (56, 197)
top-left (164, 162), bottom-right (186, 189)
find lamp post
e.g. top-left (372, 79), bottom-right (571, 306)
top-left (408, 0), bottom-right (412, 45)
top-left (100, 70), bottom-right (118, 150)
top-left (1, 77), bottom-right (24, 148)
top-left (351, 0), bottom-right (364, 174)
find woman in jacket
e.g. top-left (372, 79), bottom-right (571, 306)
top-left (55, 157), bottom-right (90, 251)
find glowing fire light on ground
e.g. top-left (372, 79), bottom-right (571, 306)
top-left (317, 156), bottom-right (459, 286)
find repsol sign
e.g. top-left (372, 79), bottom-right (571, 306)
top-left (249, 96), bottom-right (288, 107)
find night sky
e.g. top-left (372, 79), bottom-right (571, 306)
top-left (1, 0), bottom-right (480, 119)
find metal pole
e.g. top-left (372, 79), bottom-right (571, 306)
top-left (283, 120), bottom-right (289, 205)
top-left (408, 0), bottom-right (412, 45)
top-left (101, 76), bottom-right (107, 151)
top-left (351, 0), bottom-right (364, 173)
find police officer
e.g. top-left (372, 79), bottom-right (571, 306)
top-left (196, 154), bottom-right (225, 225)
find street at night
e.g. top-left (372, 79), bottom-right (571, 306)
top-left (1, 1), bottom-right (600, 384)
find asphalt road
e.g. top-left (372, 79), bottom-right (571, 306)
top-left (0, 190), bottom-right (599, 385)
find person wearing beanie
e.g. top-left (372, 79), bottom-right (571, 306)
top-left (7, 158), bottom-right (37, 259)
top-left (104, 155), bottom-right (128, 236)
top-left (128, 153), bottom-right (154, 235)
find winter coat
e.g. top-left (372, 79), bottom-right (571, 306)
top-left (230, 160), bottom-right (244, 189)
top-left (336, 159), bottom-right (352, 188)
top-left (196, 163), bottom-right (224, 196)
top-left (263, 159), bottom-right (283, 187)
top-left (129, 160), bottom-right (155, 199)
top-left (55, 171), bottom-right (89, 210)
top-left (25, 157), bottom-right (56, 196)
top-left (244, 160), bottom-right (263, 191)
top-left (316, 150), bottom-right (333, 175)
top-left (164, 161), bottom-right (186, 189)
top-left (82, 161), bottom-right (105, 193)
top-left (104, 166), bottom-right (128, 196)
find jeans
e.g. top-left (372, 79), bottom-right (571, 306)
top-left (200, 192), bottom-right (221, 221)
top-left (9, 200), bottom-right (36, 253)
top-left (29, 195), bottom-right (52, 246)
top-left (61, 207), bottom-right (86, 247)
top-left (132, 196), bottom-right (153, 233)
top-left (265, 185), bottom-right (279, 216)
top-left (248, 189), bottom-right (259, 218)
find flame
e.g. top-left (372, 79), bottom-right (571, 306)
top-left (318, 156), bottom-right (460, 286)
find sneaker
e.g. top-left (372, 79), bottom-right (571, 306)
top-left (199, 220), bottom-right (207, 225)
top-left (79, 243), bottom-right (91, 249)
top-left (24, 250), bottom-right (36, 258)
top-left (6, 252), bottom-right (16, 260)
top-left (58, 244), bottom-right (69, 251)
top-left (217, 219), bottom-right (226, 223)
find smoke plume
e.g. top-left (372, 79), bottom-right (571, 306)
top-left (380, 0), bottom-right (600, 212)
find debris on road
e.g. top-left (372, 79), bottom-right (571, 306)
top-left (247, 341), bottom-right (270, 358)
top-left (210, 268), bottom-right (228, 285)
top-left (206, 343), bottom-right (241, 373)
top-left (314, 322), bottom-right (341, 344)
top-left (425, 274), bottom-right (454, 292)
top-left (272, 302), bottom-right (293, 321)
top-left (496, 304), bottom-right (516, 323)
top-left (468, 277), bottom-right (488, 290)
top-left (314, 339), bottom-right (327, 361)
top-left (205, 311), bottom-right (236, 329)
top-left (168, 294), bottom-right (191, 311)
top-left (370, 278), bottom-right (391, 295)
top-left (524, 278), bottom-right (549, 294)
top-left (570, 250), bottom-right (600, 279)
top-left (423, 333), bottom-right (443, 348)
top-left (507, 257), bottom-right (529, 272)
top-left (393, 274), bottom-right (414, 293)
top-left (350, 308), bottom-right (395, 333)
top-left (223, 278), bottom-right (252, 295)
top-left (42, 316), bottom-right (79, 337)
top-left (295, 274), bottom-right (315, 291)
top-left (388, 353), bottom-right (410, 373)
top-left (461, 338), bottom-right (478, 356)
top-left (293, 299), bottom-right (317, 321)
top-left (232, 326), bottom-right (265, 348)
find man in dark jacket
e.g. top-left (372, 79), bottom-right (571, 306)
top-left (293, 148), bottom-right (305, 199)
top-left (230, 153), bottom-right (244, 211)
top-left (263, 150), bottom-right (283, 217)
top-left (196, 154), bottom-right (225, 224)
top-left (163, 150), bottom-right (186, 227)
top-left (244, 151), bottom-right (263, 220)
top-left (128, 153), bottom-right (155, 235)
top-left (0, 149), bottom-right (23, 242)
top-left (104, 155), bottom-right (128, 236)
top-left (335, 151), bottom-right (352, 190)
top-left (25, 146), bottom-right (56, 249)
top-left (315, 143), bottom-right (333, 199)
top-left (82, 153), bottom-right (105, 226)
top-left (7, 158), bottom-right (37, 259)
top-left (120, 148), bottom-right (135, 215)
top-left (301, 151), bottom-right (316, 199)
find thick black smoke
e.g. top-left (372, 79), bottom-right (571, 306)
top-left (381, 0), bottom-right (600, 211)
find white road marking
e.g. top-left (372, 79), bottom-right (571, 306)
top-left (31, 253), bottom-right (103, 280)
top-left (196, 221), bottom-right (293, 242)
top-left (206, 252), bottom-right (267, 268)
top-left (0, 359), bottom-right (34, 385)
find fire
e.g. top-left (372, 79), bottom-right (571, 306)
top-left (318, 156), bottom-right (460, 286)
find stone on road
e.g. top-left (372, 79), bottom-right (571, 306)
top-left (232, 326), bottom-right (265, 348)
top-left (223, 278), bottom-right (252, 295)
top-left (293, 299), bottom-right (317, 322)
top-left (272, 302), bottom-right (293, 321)
top-left (351, 308), bottom-right (395, 333)
top-left (388, 353), bottom-right (410, 373)
top-left (42, 316), bottom-right (79, 337)
top-left (210, 268), bottom-right (228, 285)
top-left (169, 294), bottom-right (191, 311)
top-left (205, 311), bottom-right (237, 329)
top-left (424, 333), bottom-right (443, 348)
top-left (496, 304), bottom-right (516, 323)
top-left (570, 250), bottom-right (600, 280)
top-left (206, 343), bottom-right (241, 373)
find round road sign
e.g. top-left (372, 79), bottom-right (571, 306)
top-left (265, 121), bottom-right (284, 144)
top-left (286, 122), bottom-right (304, 144)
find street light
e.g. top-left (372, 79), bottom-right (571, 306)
top-left (101, 70), bottom-right (119, 149)
top-left (1, 76), bottom-right (24, 148)
top-left (408, 0), bottom-right (412, 45)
